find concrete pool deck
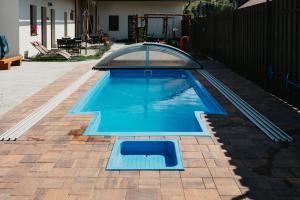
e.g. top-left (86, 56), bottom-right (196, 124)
top-left (0, 43), bottom-right (126, 117)
top-left (0, 57), bottom-right (300, 199)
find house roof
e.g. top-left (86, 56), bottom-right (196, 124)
top-left (238, 0), bottom-right (270, 9)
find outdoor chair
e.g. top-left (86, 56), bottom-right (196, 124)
top-left (31, 41), bottom-right (71, 60)
top-left (57, 39), bottom-right (67, 50)
top-left (66, 39), bottom-right (81, 54)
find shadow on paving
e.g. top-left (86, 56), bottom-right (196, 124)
top-left (194, 60), bottom-right (300, 199)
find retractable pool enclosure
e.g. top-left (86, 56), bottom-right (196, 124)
top-left (93, 43), bottom-right (203, 69)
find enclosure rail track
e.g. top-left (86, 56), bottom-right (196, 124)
top-left (198, 70), bottom-right (293, 143)
top-left (0, 70), bottom-right (96, 141)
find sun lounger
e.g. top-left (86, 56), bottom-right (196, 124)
top-left (31, 41), bottom-right (72, 60)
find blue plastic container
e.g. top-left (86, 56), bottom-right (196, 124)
top-left (107, 140), bottom-right (184, 170)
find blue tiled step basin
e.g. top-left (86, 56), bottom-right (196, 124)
top-left (107, 140), bottom-right (184, 171)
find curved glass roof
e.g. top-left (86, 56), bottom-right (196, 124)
top-left (93, 43), bottom-right (203, 69)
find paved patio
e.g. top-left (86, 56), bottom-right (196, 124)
top-left (0, 43), bottom-right (126, 117)
top-left (0, 61), bottom-right (96, 116)
top-left (0, 57), bottom-right (300, 199)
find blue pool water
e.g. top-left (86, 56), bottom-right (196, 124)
top-left (70, 69), bottom-right (226, 136)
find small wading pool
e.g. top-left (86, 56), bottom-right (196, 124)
top-left (69, 69), bottom-right (226, 136)
top-left (107, 140), bottom-right (184, 170)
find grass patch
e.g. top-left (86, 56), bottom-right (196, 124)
top-left (29, 45), bottom-right (111, 62)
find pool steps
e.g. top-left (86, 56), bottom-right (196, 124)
top-left (198, 69), bottom-right (293, 143)
top-left (107, 140), bottom-right (184, 170)
top-left (0, 70), bottom-right (96, 141)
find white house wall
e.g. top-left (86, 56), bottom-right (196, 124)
top-left (0, 0), bottom-right (20, 57)
top-left (19, 0), bottom-right (75, 57)
top-left (97, 1), bottom-right (185, 40)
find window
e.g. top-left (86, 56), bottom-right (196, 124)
top-left (30, 5), bottom-right (37, 36)
top-left (109, 15), bottom-right (119, 31)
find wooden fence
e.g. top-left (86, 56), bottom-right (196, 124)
top-left (192, 0), bottom-right (300, 109)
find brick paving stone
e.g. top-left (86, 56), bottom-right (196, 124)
top-left (181, 144), bottom-right (200, 152)
top-left (41, 189), bottom-right (69, 200)
top-left (196, 138), bottom-right (215, 145)
top-left (98, 168), bottom-right (119, 178)
top-left (38, 151), bottom-right (61, 163)
top-left (213, 178), bottom-right (241, 196)
top-left (95, 177), bottom-right (138, 189)
top-left (20, 155), bottom-right (41, 163)
top-left (40, 178), bottom-right (65, 189)
top-left (208, 145), bottom-right (223, 152)
top-left (119, 171), bottom-right (140, 177)
top-left (67, 195), bottom-right (91, 200)
top-left (184, 158), bottom-right (207, 168)
top-left (180, 168), bottom-right (211, 178)
top-left (161, 188), bottom-right (185, 198)
top-left (5, 194), bottom-right (33, 200)
top-left (184, 189), bottom-right (221, 200)
top-left (202, 151), bottom-right (224, 159)
top-left (12, 178), bottom-right (42, 196)
top-left (91, 189), bottom-right (127, 200)
top-left (214, 159), bottom-right (230, 168)
top-left (205, 159), bottom-right (217, 167)
top-left (54, 158), bottom-right (75, 168)
top-left (0, 168), bottom-right (10, 177)
top-left (31, 163), bottom-right (55, 172)
top-left (182, 151), bottom-right (203, 159)
top-left (161, 195), bottom-right (185, 200)
top-left (140, 171), bottom-right (160, 178)
top-left (139, 178), bottom-right (160, 189)
top-left (68, 182), bottom-right (94, 196)
top-left (209, 168), bottom-right (232, 177)
top-left (160, 178), bottom-right (182, 189)
top-left (0, 192), bottom-right (10, 200)
top-left (159, 171), bottom-right (180, 178)
top-left (220, 195), bottom-right (240, 200)
top-left (182, 178), bottom-right (205, 189)
top-left (203, 178), bottom-right (216, 189)
top-left (48, 168), bottom-right (79, 177)
top-left (78, 168), bottom-right (101, 177)
top-left (0, 61), bottom-right (300, 199)
top-left (180, 137), bottom-right (198, 144)
top-left (197, 145), bottom-right (210, 152)
top-left (94, 178), bottom-right (114, 189)
top-left (0, 155), bottom-right (23, 167)
top-left (126, 189), bottom-right (161, 200)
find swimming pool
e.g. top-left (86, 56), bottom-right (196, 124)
top-left (69, 69), bottom-right (226, 136)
